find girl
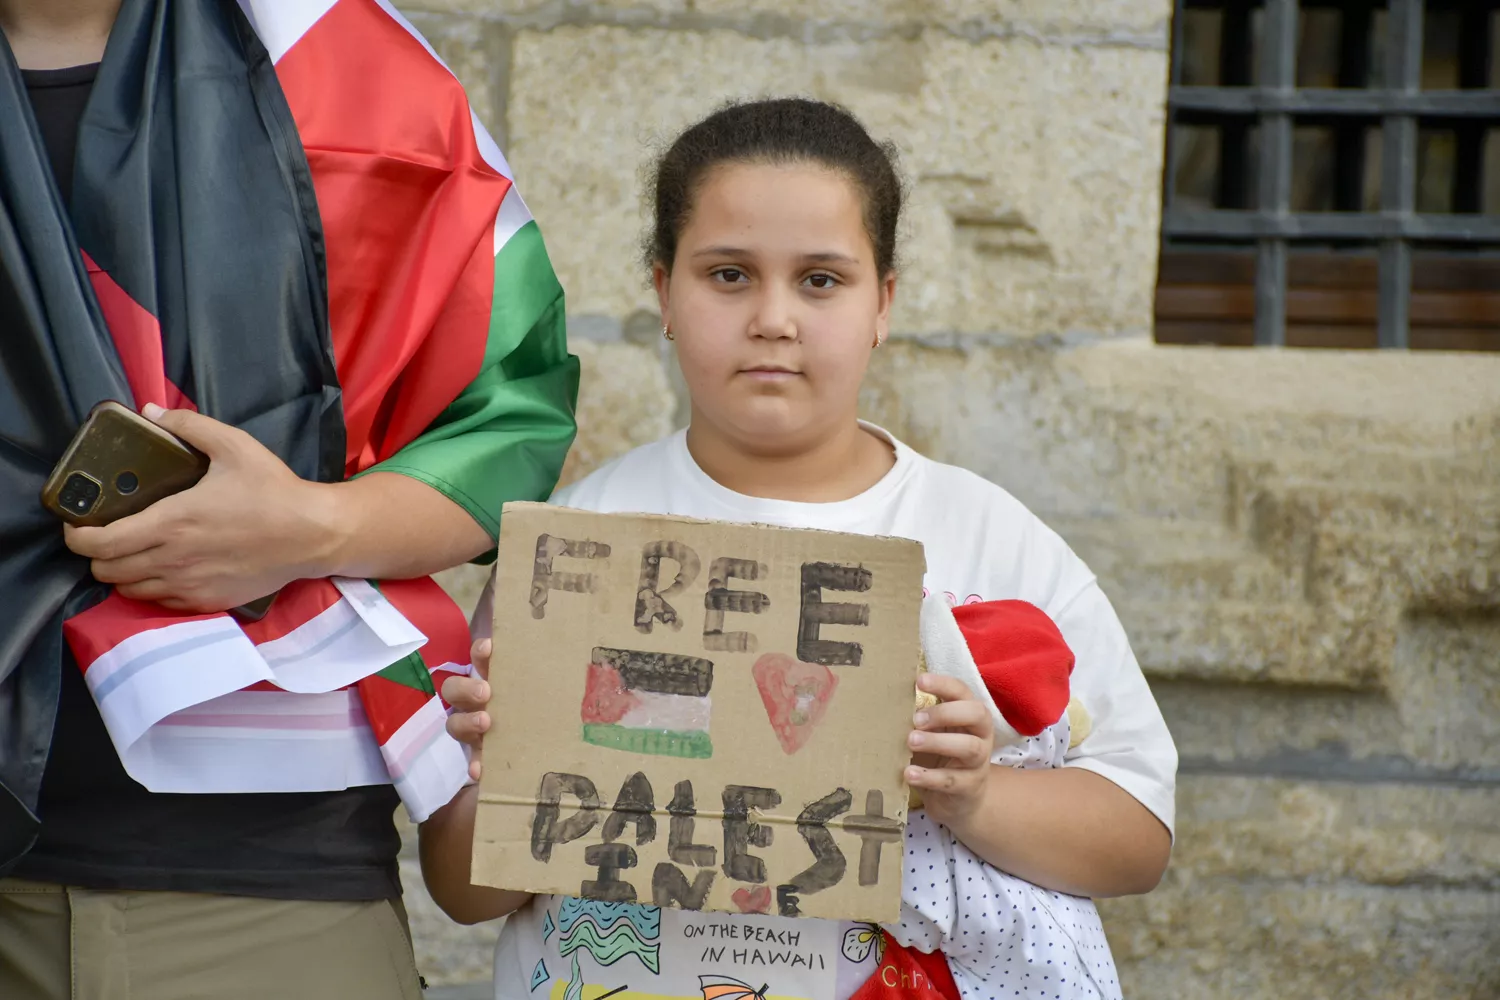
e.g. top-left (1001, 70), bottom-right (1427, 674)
top-left (422, 98), bottom-right (1176, 1000)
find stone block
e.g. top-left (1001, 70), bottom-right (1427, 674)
top-left (684, 0), bottom-right (1172, 36)
top-left (403, 0), bottom-right (1171, 38)
top-left (862, 338), bottom-right (1500, 762)
top-left (557, 339), bottom-right (677, 487)
top-left (504, 26), bottom-right (1168, 338)
top-left (1104, 876), bottom-right (1500, 999)
top-left (1101, 775), bottom-right (1500, 1000)
top-left (399, 9), bottom-right (508, 141)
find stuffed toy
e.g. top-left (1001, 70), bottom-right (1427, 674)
top-left (848, 596), bottom-right (1120, 1000)
top-left (908, 597), bottom-right (1090, 810)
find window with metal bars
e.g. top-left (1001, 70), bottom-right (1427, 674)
top-left (1157, 0), bottom-right (1500, 350)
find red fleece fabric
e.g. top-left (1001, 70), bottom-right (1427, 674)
top-left (849, 934), bottom-right (962, 1000)
top-left (950, 599), bottom-right (1075, 737)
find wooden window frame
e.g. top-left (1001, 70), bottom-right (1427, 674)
top-left (1157, 0), bottom-right (1500, 350)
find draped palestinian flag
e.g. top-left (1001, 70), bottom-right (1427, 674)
top-left (47, 0), bottom-right (578, 822)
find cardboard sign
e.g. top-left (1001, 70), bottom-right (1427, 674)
top-left (472, 502), bottom-right (926, 922)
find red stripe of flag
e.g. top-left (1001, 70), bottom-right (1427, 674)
top-left (358, 672), bottom-right (435, 743)
top-left (236, 578), bottom-right (344, 645)
top-left (375, 576), bottom-right (472, 669)
top-left (62, 592), bottom-right (224, 671)
top-left (81, 251), bottom-right (195, 412)
top-left (273, 0), bottom-right (511, 476)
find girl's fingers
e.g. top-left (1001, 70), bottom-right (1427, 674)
top-left (468, 757), bottom-right (484, 782)
top-left (470, 638), bottom-right (492, 679)
top-left (915, 672), bottom-right (975, 703)
top-left (442, 674), bottom-right (491, 712)
top-left (905, 764), bottom-right (981, 794)
top-left (907, 730), bottom-right (990, 769)
top-left (912, 698), bottom-right (989, 734)
top-left (445, 709), bottom-right (491, 748)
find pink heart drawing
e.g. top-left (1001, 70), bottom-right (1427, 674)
top-left (732, 885), bottom-right (772, 914)
top-left (752, 652), bottom-right (838, 755)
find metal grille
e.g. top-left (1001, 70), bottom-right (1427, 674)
top-left (1159, 0), bottom-right (1500, 348)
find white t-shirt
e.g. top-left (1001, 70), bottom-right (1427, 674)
top-left (491, 425), bottom-right (1175, 1000)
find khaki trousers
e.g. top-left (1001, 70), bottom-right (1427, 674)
top-left (0, 878), bottom-right (424, 1000)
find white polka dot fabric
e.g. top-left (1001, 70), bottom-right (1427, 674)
top-left (886, 715), bottom-right (1123, 1000)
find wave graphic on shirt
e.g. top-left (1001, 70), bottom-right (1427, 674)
top-left (556, 898), bottom-right (662, 974)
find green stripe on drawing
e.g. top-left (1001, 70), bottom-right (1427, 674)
top-left (582, 724), bottom-right (713, 759)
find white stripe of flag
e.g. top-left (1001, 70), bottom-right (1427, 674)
top-left (238, 0), bottom-right (534, 255)
top-left (120, 689), bottom-right (390, 794)
top-left (384, 696), bottom-right (471, 821)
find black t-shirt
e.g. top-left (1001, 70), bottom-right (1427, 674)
top-left (15, 66), bottom-right (403, 901)
top-left (19, 64), bottom-right (95, 200)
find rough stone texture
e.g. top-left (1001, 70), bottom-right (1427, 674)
top-left (499, 27), bottom-right (1168, 338)
top-left (1101, 777), bottom-right (1500, 1000)
top-left (392, 1), bottom-right (1500, 995)
top-left (858, 338), bottom-right (1500, 998)
top-left (409, 0), bottom-right (1171, 38)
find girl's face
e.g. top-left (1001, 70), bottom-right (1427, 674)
top-left (655, 161), bottom-right (895, 457)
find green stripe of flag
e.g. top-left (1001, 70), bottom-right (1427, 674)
top-left (361, 219), bottom-right (580, 541)
top-left (374, 649), bottom-right (438, 695)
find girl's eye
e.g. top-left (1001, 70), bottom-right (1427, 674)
top-left (712, 268), bottom-right (747, 284)
top-left (804, 273), bottom-right (839, 290)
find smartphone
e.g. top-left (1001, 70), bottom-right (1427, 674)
top-left (41, 400), bottom-right (277, 621)
top-left (42, 401), bottom-right (209, 526)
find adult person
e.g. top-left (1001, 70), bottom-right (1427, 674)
top-left (0, 1), bottom-right (578, 997)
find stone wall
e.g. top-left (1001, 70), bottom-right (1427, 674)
top-left (394, 2), bottom-right (1500, 996)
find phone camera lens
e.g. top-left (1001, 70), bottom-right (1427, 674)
top-left (57, 472), bottom-right (103, 517)
top-left (116, 471), bottom-right (139, 495)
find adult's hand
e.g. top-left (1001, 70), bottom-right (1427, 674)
top-left (64, 404), bottom-right (494, 612)
top-left (64, 405), bottom-right (337, 612)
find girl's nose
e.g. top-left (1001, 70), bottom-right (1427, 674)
top-left (747, 288), bottom-right (798, 341)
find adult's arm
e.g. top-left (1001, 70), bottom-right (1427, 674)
top-left (68, 294), bottom-right (578, 612)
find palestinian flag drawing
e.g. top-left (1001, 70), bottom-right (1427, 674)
top-left (580, 648), bottom-right (715, 759)
top-left (7, 0), bottom-right (578, 825)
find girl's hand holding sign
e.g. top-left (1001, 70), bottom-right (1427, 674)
top-left (904, 673), bottom-right (996, 829)
top-left (442, 638), bottom-right (493, 782)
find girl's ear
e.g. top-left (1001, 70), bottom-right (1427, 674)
top-left (653, 261), bottom-right (672, 330)
top-left (875, 271), bottom-right (897, 344)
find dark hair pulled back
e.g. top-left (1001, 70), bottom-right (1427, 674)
top-left (647, 98), bottom-right (904, 275)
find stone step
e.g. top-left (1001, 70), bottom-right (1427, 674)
top-left (1101, 775), bottom-right (1500, 1000)
top-left (1118, 597), bottom-right (1384, 690)
top-left (1057, 517), bottom-right (1303, 605)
